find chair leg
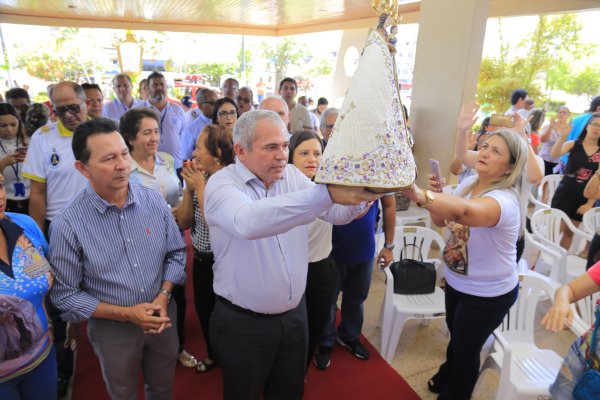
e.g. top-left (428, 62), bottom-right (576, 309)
top-left (380, 299), bottom-right (394, 359)
top-left (384, 313), bottom-right (411, 363)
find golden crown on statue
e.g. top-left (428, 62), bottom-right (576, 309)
top-left (371, 0), bottom-right (402, 25)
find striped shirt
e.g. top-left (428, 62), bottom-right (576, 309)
top-left (48, 183), bottom-right (187, 322)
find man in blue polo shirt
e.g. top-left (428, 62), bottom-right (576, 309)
top-left (315, 194), bottom-right (396, 369)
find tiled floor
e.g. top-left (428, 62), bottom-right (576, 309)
top-left (360, 261), bottom-right (576, 399)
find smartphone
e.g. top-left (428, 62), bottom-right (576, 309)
top-left (489, 114), bottom-right (514, 128)
top-left (429, 159), bottom-right (443, 188)
top-left (16, 146), bottom-right (28, 153)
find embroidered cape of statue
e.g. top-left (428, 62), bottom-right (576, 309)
top-left (314, 28), bottom-right (416, 192)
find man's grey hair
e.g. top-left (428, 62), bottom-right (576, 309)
top-left (51, 81), bottom-right (86, 105)
top-left (234, 110), bottom-right (287, 151)
top-left (111, 73), bottom-right (132, 85)
top-left (257, 95), bottom-right (289, 115)
top-left (196, 88), bottom-right (215, 104)
top-left (320, 107), bottom-right (340, 129)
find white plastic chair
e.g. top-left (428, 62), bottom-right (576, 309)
top-left (582, 206), bottom-right (600, 236)
top-left (571, 291), bottom-right (600, 336)
top-left (530, 208), bottom-right (593, 284)
top-left (528, 174), bottom-right (562, 217)
top-left (442, 184), bottom-right (458, 195)
top-left (476, 272), bottom-right (563, 399)
top-left (395, 206), bottom-right (432, 228)
top-left (380, 226), bottom-right (446, 363)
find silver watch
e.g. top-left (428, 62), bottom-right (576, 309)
top-left (384, 243), bottom-right (395, 250)
top-left (159, 288), bottom-right (172, 302)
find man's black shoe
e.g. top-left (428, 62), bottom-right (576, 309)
top-left (337, 338), bottom-right (370, 360)
top-left (314, 345), bottom-right (332, 370)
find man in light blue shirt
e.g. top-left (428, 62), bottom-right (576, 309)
top-left (103, 73), bottom-right (143, 121)
top-left (49, 118), bottom-right (186, 400)
top-left (135, 72), bottom-right (186, 169)
top-left (204, 110), bottom-right (380, 399)
top-left (180, 88), bottom-right (217, 161)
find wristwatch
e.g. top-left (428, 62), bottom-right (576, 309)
top-left (158, 288), bottom-right (172, 302)
top-left (417, 189), bottom-right (435, 209)
top-left (384, 243), bottom-right (395, 250)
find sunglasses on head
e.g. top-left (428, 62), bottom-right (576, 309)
top-left (55, 103), bottom-right (83, 116)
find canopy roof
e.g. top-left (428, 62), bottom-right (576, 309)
top-left (0, 0), bottom-right (597, 35)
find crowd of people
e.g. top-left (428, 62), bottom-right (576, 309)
top-left (0, 72), bottom-right (389, 400)
top-left (1, 67), bottom-right (600, 400)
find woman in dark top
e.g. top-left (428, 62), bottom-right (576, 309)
top-left (550, 113), bottom-right (600, 250)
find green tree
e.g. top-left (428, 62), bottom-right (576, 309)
top-left (477, 14), bottom-right (593, 113)
top-left (237, 48), bottom-right (253, 77)
top-left (181, 62), bottom-right (237, 86)
top-left (260, 37), bottom-right (307, 86)
top-left (15, 27), bottom-right (100, 82)
top-left (564, 66), bottom-right (600, 101)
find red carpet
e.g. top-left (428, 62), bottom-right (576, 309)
top-left (71, 234), bottom-right (419, 400)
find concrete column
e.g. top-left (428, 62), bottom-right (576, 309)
top-left (330, 27), bottom-right (370, 108)
top-left (409, 0), bottom-right (489, 186)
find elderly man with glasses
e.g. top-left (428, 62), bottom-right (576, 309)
top-left (236, 86), bottom-right (254, 115)
top-left (22, 80), bottom-right (90, 398)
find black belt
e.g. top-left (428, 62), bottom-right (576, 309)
top-left (216, 295), bottom-right (294, 318)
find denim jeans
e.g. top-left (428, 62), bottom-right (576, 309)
top-left (550, 340), bottom-right (586, 400)
top-left (319, 259), bottom-right (374, 347)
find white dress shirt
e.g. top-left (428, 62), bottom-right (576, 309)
top-left (204, 162), bottom-right (362, 314)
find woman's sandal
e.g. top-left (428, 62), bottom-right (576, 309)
top-left (195, 359), bottom-right (217, 373)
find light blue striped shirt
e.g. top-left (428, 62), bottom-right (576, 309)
top-left (204, 162), bottom-right (363, 314)
top-left (48, 183), bottom-right (187, 322)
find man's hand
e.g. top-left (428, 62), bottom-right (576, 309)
top-left (64, 322), bottom-right (81, 351)
top-left (326, 185), bottom-right (382, 205)
top-left (127, 303), bottom-right (171, 333)
top-left (377, 247), bottom-right (393, 269)
top-left (144, 294), bottom-right (171, 334)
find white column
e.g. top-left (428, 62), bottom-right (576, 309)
top-left (410, 0), bottom-right (490, 186)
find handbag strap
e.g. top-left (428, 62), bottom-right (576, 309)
top-left (585, 300), bottom-right (600, 370)
top-left (399, 239), bottom-right (424, 262)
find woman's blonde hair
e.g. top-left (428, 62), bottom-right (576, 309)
top-left (458, 129), bottom-right (529, 232)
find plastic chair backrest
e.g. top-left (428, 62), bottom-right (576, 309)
top-left (442, 184), bottom-right (458, 195)
top-left (582, 207), bottom-right (600, 236)
top-left (498, 273), bottom-right (556, 340)
top-left (575, 291), bottom-right (600, 328)
top-left (535, 174), bottom-right (563, 205)
top-left (392, 226), bottom-right (445, 264)
top-left (531, 208), bottom-right (570, 247)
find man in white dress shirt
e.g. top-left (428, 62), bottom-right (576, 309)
top-left (204, 110), bottom-right (380, 399)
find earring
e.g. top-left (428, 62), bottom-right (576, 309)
top-left (214, 158), bottom-right (220, 165)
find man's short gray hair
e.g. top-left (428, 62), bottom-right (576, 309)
top-left (320, 107), bottom-right (339, 129)
top-left (258, 95), bottom-right (289, 115)
top-left (234, 110), bottom-right (287, 151)
top-left (112, 73), bottom-right (132, 86)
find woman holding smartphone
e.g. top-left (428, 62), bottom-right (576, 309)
top-left (0, 104), bottom-right (30, 214)
top-left (404, 103), bottom-right (529, 399)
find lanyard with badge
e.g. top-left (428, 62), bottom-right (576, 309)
top-left (158, 103), bottom-right (168, 145)
top-left (0, 140), bottom-right (26, 197)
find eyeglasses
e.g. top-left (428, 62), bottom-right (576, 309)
top-left (201, 100), bottom-right (216, 105)
top-left (588, 122), bottom-right (600, 129)
top-left (324, 124), bottom-right (335, 130)
top-left (236, 96), bottom-right (252, 104)
top-left (218, 110), bottom-right (237, 118)
top-left (55, 103), bottom-right (83, 116)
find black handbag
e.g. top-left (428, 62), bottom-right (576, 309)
top-left (388, 243), bottom-right (436, 295)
